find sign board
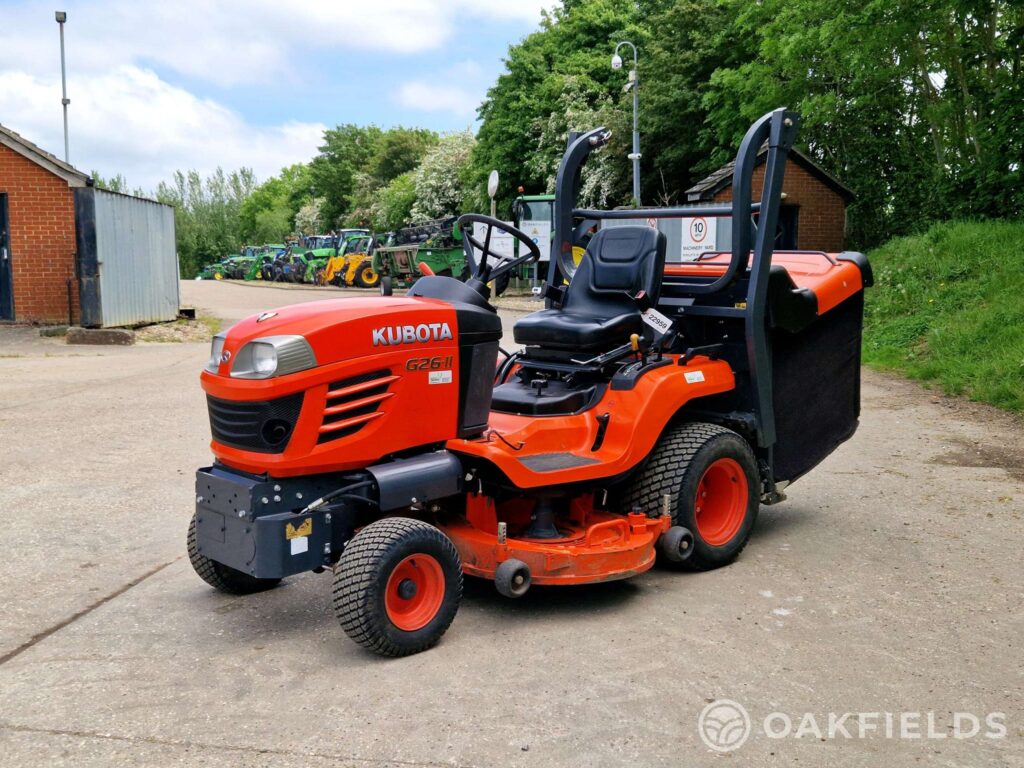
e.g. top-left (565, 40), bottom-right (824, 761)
top-left (519, 220), bottom-right (551, 263)
top-left (680, 216), bottom-right (717, 260)
top-left (472, 222), bottom-right (516, 261)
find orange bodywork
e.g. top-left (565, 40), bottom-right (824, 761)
top-left (446, 355), bottom-right (734, 487)
top-left (202, 297), bottom-right (462, 476)
top-left (201, 250), bottom-right (860, 586)
top-left (665, 251), bottom-right (863, 314)
top-left (443, 493), bottom-right (671, 585)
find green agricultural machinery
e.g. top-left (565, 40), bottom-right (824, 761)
top-left (372, 217), bottom-right (467, 287)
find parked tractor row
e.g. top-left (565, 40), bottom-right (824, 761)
top-left (194, 218), bottom-right (478, 290)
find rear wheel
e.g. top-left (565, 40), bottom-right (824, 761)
top-left (333, 518), bottom-right (462, 656)
top-left (619, 422), bottom-right (759, 571)
top-left (186, 513), bottom-right (282, 594)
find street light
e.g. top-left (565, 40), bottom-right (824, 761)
top-left (611, 41), bottom-right (640, 205)
top-left (55, 10), bottom-right (70, 163)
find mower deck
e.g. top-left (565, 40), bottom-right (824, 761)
top-left (445, 499), bottom-right (670, 585)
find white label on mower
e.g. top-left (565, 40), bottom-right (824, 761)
top-left (641, 307), bottom-right (673, 335)
top-left (290, 536), bottom-right (308, 556)
top-left (429, 370), bottom-right (453, 385)
top-left (684, 370), bottom-right (706, 384)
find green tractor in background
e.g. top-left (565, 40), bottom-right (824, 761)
top-left (372, 217), bottom-right (467, 287)
top-left (196, 259), bottom-right (226, 280)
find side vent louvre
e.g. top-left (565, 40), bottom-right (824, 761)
top-left (318, 368), bottom-right (398, 444)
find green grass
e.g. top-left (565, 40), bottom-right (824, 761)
top-left (863, 219), bottom-right (1024, 412)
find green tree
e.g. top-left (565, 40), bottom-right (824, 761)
top-left (472, 0), bottom-right (643, 214)
top-left (155, 168), bottom-right (256, 278)
top-left (371, 171), bottom-right (418, 231)
top-left (309, 125), bottom-right (384, 226)
top-left (703, 0), bottom-right (1024, 247)
top-left (237, 163), bottom-right (313, 242)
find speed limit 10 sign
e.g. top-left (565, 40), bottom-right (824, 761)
top-left (681, 216), bottom-right (717, 260)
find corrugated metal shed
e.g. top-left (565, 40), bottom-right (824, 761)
top-left (75, 188), bottom-right (179, 327)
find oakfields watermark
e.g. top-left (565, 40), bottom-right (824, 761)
top-left (698, 700), bottom-right (1007, 752)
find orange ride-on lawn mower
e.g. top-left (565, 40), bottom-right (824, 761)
top-left (188, 109), bottom-right (872, 656)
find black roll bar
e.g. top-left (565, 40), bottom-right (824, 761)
top-left (549, 108), bottom-right (802, 473)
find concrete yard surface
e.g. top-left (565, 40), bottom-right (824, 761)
top-left (0, 280), bottom-right (1021, 767)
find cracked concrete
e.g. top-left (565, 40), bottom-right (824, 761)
top-left (0, 281), bottom-right (1021, 767)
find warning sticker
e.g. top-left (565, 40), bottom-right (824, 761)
top-left (429, 370), bottom-right (453, 385)
top-left (290, 537), bottom-right (308, 556)
top-left (684, 371), bottom-right (706, 384)
top-left (285, 518), bottom-right (312, 540)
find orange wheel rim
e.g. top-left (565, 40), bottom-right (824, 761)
top-left (694, 458), bottom-right (749, 546)
top-left (384, 554), bottom-right (445, 631)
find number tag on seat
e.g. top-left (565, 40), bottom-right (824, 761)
top-left (641, 307), bottom-right (673, 335)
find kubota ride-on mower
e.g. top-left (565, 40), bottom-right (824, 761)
top-left (189, 109), bottom-right (871, 656)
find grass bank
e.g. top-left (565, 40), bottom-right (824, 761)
top-left (863, 219), bottom-right (1024, 412)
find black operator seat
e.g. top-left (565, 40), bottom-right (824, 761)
top-left (513, 226), bottom-right (667, 351)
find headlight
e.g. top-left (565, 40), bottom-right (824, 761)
top-left (205, 333), bottom-right (226, 373)
top-left (231, 335), bottom-right (316, 379)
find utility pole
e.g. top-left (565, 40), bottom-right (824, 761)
top-left (612, 41), bottom-right (640, 205)
top-left (55, 11), bottom-right (70, 163)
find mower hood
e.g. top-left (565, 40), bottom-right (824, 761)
top-left (208, 296), bottom-right (457, 377)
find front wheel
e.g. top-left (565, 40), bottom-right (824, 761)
top-left (355, 263), bottom-right (380, 288)
top-left (333, 518), bottom-right (462, 656)
top-left (186, 514), bottom-right (282, 594)
top-left (619, 422), bottom-right (759, 571)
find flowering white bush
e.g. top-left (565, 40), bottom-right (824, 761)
top-left (411, 130), bottom-right (477, 222)
top-left (529, 76), bottom-right (631, 208)
top-left (294, 197), bottom-right (325, 235)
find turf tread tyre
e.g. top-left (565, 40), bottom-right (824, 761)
top-left (186, 514), bottom-right (282, 594)
top-left (619, 422), bottom-right (759, 571)
top-left (333, 517), bottom-right (462, 657)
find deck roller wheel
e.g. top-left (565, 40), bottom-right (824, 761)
top-left (333, 518), bottom-right (462, 657)
top-left (659, 526), bottom-right (695, 563)
top-left (495, 558), bottom-right (531, 598)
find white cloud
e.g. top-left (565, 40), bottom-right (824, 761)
top-left (394, 59), bottom-right (495, 120)
top-left (0, 0), bottom-right (555, 188)
top-left (0, 67), bottom-right (325, 190)
top-left (396, 81), bottom-right (479, 119)
top-left (0, 1), bottom-right (554, 87)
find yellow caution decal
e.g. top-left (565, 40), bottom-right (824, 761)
top-left (285, 518), bottom-right (312, 540)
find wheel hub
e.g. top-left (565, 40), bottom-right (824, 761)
top-left (694, 457), bottom-right (749, 546)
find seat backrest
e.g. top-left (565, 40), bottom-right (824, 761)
top-left (563, 226), bottom-right (667, 316)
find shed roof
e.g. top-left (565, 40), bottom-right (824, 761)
top-left (686, 147), bottom-right (855, 203)
top-left (0, 123), bottom-right (89, 187)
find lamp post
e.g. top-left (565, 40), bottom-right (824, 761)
top-left (55, 10), bottom-right (70, 163)
top-left (611, 41), bottom-right (640, 205)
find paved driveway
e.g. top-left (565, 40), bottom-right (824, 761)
top-left (0, 281), bottom-right (1020, 767)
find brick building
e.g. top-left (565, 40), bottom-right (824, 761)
top-left (0, 124), bottom-right (89, 323)
top-left (685, 148), bottom-right (854, 252)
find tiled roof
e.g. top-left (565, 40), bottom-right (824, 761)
top-left (0, 123), bottom-right (89, 186)
top-left (686, 147), bottom-right (855, 202)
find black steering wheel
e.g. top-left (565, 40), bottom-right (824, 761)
top-left (457, 214), bottom-right (541, 293)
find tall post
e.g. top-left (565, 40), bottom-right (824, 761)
top-left (56, 11), bottom-right (70, 163)
top-left (612, 41), bottom-right (640, 205)
top-left (631, 64), bottom-right (640, 204)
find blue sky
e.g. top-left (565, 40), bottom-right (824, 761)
top-left (0, 1), bottom-right (552, 189)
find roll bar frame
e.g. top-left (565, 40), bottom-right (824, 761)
top-left (548, 108), bottom-right (802, 485)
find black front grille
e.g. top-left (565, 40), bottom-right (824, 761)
top-left (207, 393), bottom-right (304, 453)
